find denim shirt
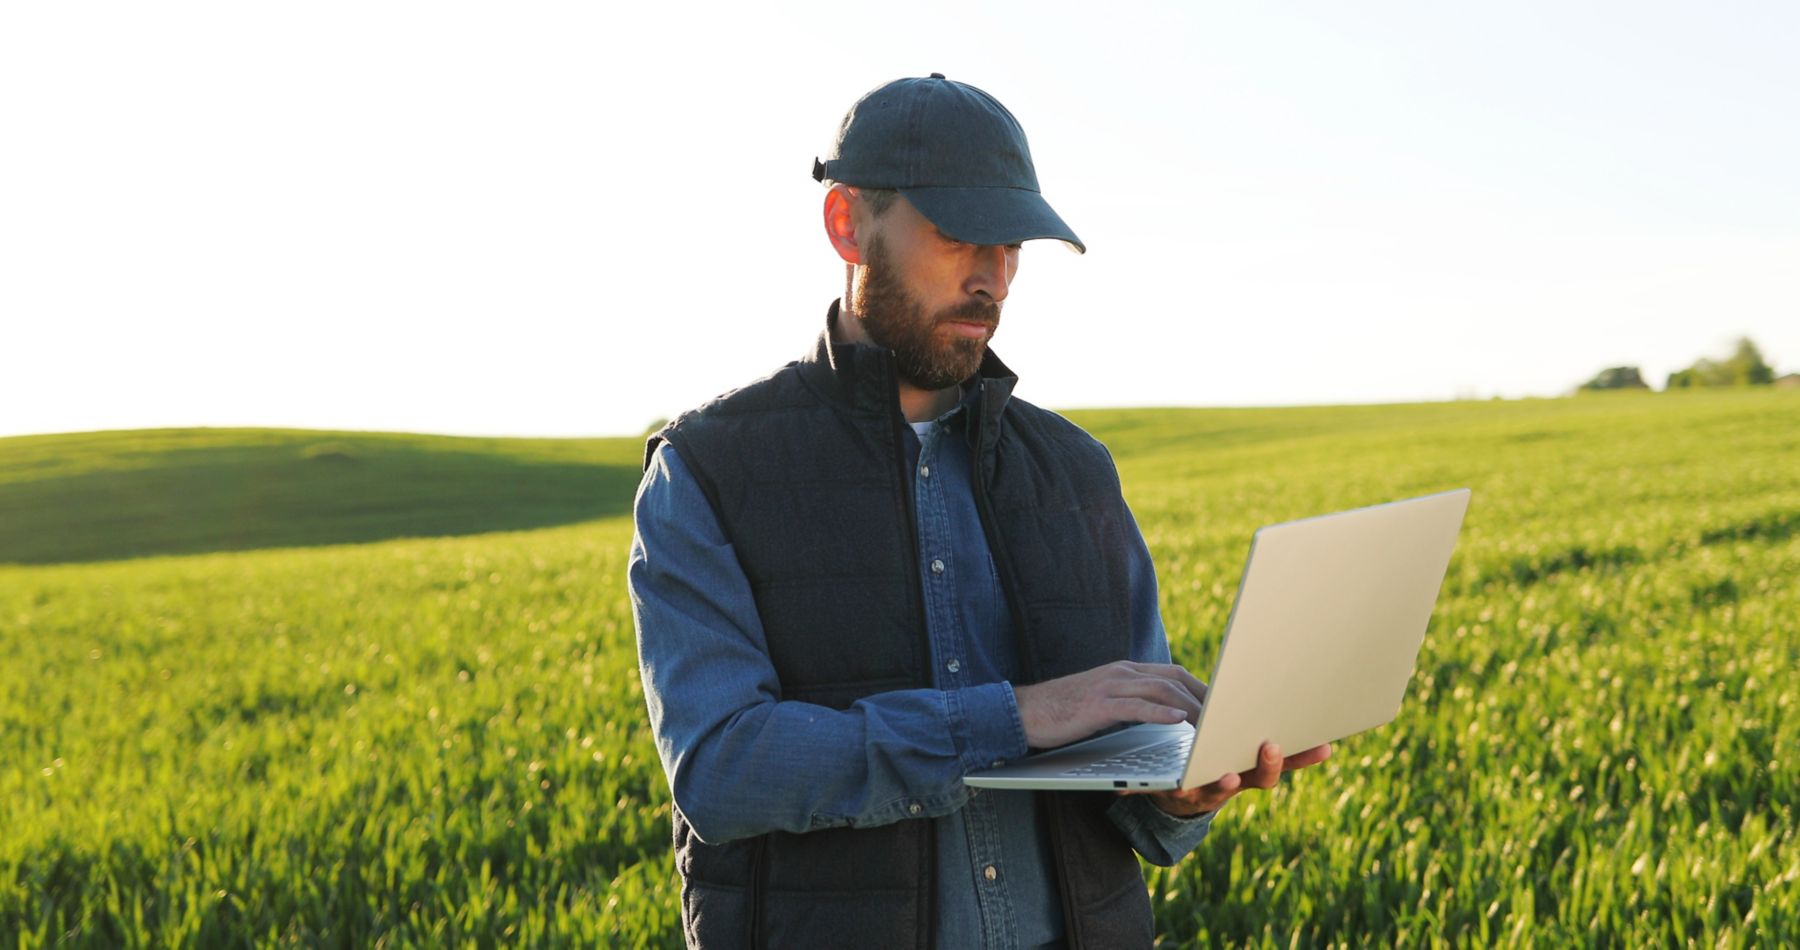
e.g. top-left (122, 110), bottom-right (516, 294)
top-left (630, 392), bottom-right (1213, 949)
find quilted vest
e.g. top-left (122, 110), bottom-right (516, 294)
top-left (646, 307), bottom-right (1155, 948)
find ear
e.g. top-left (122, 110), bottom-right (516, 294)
top-left (822, 184), bottom-right (865, 265)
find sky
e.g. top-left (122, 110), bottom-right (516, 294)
top-left (3, 1), bottom-right (1796, 440)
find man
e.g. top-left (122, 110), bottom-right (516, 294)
top-left (630, 74), bottom-right (1330, 949)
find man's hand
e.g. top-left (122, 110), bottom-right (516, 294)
top-left (1013, 660), bottom-right (1209, 749)
top-left (1132, 741), bottom-right (1334, 818)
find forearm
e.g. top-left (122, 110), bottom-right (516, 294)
top-left (663, 681), bottom-right (1024, 843)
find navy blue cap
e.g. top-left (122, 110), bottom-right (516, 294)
top-left (813, 74), bottom-right (1085, 254)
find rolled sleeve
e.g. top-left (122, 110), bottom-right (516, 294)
top-left (1106, 795), bottom-right (1216, 867)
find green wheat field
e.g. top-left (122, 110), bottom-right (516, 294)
top-left (3, 389), bottom-right (1795, 946)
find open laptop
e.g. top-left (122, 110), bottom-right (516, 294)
top-left (964, 488), bottom-right (1471, 792)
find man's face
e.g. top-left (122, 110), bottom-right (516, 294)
top-left (851, 194), bottom-right (1020, 392)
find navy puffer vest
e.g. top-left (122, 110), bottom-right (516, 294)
top-left (646, 306), bottom-right (1155, 948)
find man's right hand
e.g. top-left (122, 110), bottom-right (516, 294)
top-left (1012, 661), bottom-right (1208, 749)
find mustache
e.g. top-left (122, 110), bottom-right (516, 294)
top-left (939, 298), bottom-right (1001, 327)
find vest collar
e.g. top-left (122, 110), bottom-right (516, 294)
top-left (802, 299), bottom-right (1019, 420)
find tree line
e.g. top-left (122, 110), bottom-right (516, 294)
top-left (1579, 337), bottom-right (1792, 392)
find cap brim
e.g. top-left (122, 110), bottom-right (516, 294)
top-left (900, 186), bottom-right (1086, 254)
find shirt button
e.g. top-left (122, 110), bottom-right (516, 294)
top-left (946, 658), bottom-right (961, 673)
top-left (930, 559), bottom-right (945, 575)
top-left (984, 866), bottom-right (998, 882)
top-left (920, 465), bottom-right (931, 478)
top-left (909, 803), bottom-right (922, 815)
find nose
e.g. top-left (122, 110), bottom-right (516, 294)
top-left (964, 243), bottom-right (1014, 304)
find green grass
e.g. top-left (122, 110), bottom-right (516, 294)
top-left (0, 428), bottom-right (644, 565)
top-left (2, 389), bottom-right (1796, 946)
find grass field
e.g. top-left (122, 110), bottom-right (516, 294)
top-left (2, 391), bottom-right (1796, 946)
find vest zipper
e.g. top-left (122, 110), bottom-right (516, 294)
top-left (881, 362), bottom-right (932, 687)
top-left (967, 385), bottom-right (1041, 681)
top-left (880, 359), bottom-right (939, 949)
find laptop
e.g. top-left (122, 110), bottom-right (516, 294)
top-left (964, 488), bottom-right (1471, 791)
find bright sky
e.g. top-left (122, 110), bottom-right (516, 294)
top-left (4, 2), bottom-right (1796, 440)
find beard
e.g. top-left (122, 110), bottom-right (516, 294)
top-left (852, 236), bottom-right (1002, 391)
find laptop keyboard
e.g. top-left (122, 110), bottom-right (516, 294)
top-left (1062, 736), bottom-right (1191, 777)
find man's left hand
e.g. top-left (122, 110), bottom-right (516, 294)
top-left (1130, 741), bottom-right (1333, 818)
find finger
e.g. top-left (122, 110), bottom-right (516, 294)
top-left (1122, 663), bottom-right (1209, 705)
top-left (1241, 743), bottom-right (1282, 790)
top-left (1188, 770), bottom-right (1242, 812)
top-left (1168, 666), bottom-right (1209, 705)
top-left (1281, 743), bottom-right (1333, 772)
top-left (1104, 670), bottom-right (1205, 720)
top-left (1206, 770), bottom-right (1242, 795)
top-left (1094, 672), bottom-right (1199, 718)
top-left (1104, 697), bottom-right (1190, 726)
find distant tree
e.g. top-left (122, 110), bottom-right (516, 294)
top-left (1666, 337), bottom-right (1775, 389)
top-left (1725, 338), bottom-right (1776, 385)
top-left (1579, 366), bottom-right (1650, 391)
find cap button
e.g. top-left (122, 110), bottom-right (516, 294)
top-left (929, 72), bottom-right (945, 79)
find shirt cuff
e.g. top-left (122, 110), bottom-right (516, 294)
top-left (946, 680), bottom-right (1029, 774)
top-left (1106, 794), bottom-right (1216, 867)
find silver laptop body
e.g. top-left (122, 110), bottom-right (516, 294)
top-left (964, 488), bottom-right (1471, 792)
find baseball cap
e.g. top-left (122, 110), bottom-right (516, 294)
top-left (813, 73), bottom-right (1086, 254)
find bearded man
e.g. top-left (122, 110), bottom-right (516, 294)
top-left (629, 74), bottom-right (1327, 949)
